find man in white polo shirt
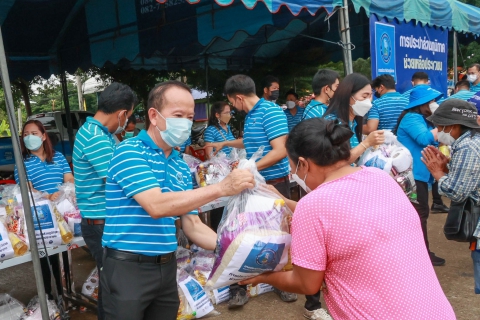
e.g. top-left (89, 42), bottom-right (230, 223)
top-left (101, 81), bottom-right (254, 319)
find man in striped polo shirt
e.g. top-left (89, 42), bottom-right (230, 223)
top-left (302, 69), bottom-right (340, 120)
top-left (207, 74), bottom-right (298, 307)
top-left (284, 89), bottom-right (304, 132)
top-left (467, 63), bottom-right (480, 93)
top-left (438, 80), bottom-right (475, 103)
top-left (101, 81), bottom-right (254, 319)
top-left (73, 82), bottom-right (137, 320)
top-left (364, 74), bottom-right (408, 134)
top-left (401, 71), bottom-right (430, 99)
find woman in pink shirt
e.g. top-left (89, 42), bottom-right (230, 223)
top-left (241, 118), bottom-right (455, 319)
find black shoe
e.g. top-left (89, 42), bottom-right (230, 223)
top-left (228, 288), bottom-right (248, 309)
top-left (429, 252), bottom-right (446, 266)
top-left (431, 203), bottom-right (449, 213)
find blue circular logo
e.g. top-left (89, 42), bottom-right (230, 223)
top-left (176, 172), bottom-right (183, 182)
top-left (256, 248), bottom-right (276, 266)
top-left (380, 33), bottom-right (392, 63)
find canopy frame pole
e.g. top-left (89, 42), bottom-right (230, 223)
top-left (60, 71), bottom-right (75, 151)
top-left (205, 55), bottom-right (210, 108)
top-left (0, 25), bottom-right (50, 320)
top-left (339, 0), bottom-right (353, 75)
top-left (453, 31), bottom-right (458, 84)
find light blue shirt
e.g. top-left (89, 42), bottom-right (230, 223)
top-left (203, 124), bottom-right (236, 155)
top-left (243, 98), bottom-right (289, 181)
top-left (102, 130), bottom-right (196, 256)
top-left (438, 89), bottom-right (475, 103)
top-left (73, 117), bottom-right (115, 219)
top-left (302, 100), bottom-right (328, 120)
top-left (284, 107), bottom-right (304, 132)
top-left (15, 152), bottom-right (71, 194)
top-left (471, 83), bottom-right (480, 93)
top-left (180, 136), bottom-right (191, 153)
top-left (367, 92), bottom-right (408, 130)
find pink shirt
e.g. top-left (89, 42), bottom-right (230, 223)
top-left (291, 167), bottom-right (455, 319)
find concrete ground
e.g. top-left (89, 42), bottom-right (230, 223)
top-left (1, 197), bottom-right (479, 319)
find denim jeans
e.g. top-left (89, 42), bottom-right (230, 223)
top-left (81, 219), bottom-right (105, 320)
top-left (472, 250), bottom-right (480, 294)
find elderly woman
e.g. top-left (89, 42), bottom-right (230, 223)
top-left (241, 118), bottom-right (455, 319)
top-left (421, 99), bottom-right (480, 294)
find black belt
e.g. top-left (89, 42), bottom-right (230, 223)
top-left (105, 248), bottom-right (174, 264)
top-left (266, 176), bottom-right (289, 185)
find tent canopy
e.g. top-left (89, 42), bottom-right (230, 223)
top-left (1, 0), bottom-right (480, 81)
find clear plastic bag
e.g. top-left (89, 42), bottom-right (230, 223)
top-left (227, 148), bottom-right (246, 171)
top-left (53, 183), bottom-right (81, 237)
top-left (206, 147), bottom-right (292, 289)
top-left (0, 293), bottom-right (25, 320)
top-left (195, 152), bottom-right (231, 187)
top-left (81, 268), bottom-right (99, 301)
top-left (190, 249), bottom-right (216, 286)
top-left (177, 268), bottom-right (218, 319)
top-left (20, 295), bottom-right (60, 320)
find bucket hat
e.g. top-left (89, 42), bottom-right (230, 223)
top-left (405, 85), bottom-right (443, 110)
top-left (427, 99), bottom-right (480, 129)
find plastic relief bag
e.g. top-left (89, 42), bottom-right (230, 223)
top-left (0, 293), bottom-right (25, 320)
top-left (54, 183), bottom-right (81, 237)
top-left (195, 152), bottom-right (231, 187)
top-left (177, 268), bottom-right (217, 319)
top-left (20, 295), bottom-right (60, 320)
top-left (0, 222), bottom-right (15, 260)
top-left (206, 147), bottom-right (292, 289)
top-left (82, 268), bottom-right (99, 301)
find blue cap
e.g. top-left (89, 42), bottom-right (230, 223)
top-left (405, 85), bottom-right (443, 110)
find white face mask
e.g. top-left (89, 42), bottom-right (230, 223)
top-left (437, 127), bottom-right (456, 146)
top-left (429, 102), bottom-right (439, 114)
top-left (113, 111), bottom-right (128, 134)
top-left (286, 101), bottom-right (296, 109)
top-left (292, 160), bottom-right (312, 193)
top-left (468, 74), bottom-right (478, 83)
top-left (351, 97), bottom-right (372, 117)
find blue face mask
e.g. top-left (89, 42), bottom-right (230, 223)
top-left (155, 109), bottom-right (192, 147)
top-left (24, 135), bottom-right (43, 151)
top-left (123, 131), bottom-right (134, 139)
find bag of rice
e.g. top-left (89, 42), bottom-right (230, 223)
top-left (206, 147), bottom-right (292, 289)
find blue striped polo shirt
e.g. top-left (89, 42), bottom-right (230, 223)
top-left (471, 83), bottom-right (480, 93)
top-left (243, 98), bottom-right (289, 181)
top-left (73, 117), bottom-right (115, 219)
top-left (367, 92), bottom-right (408, 130)
top-left (203, 124), bottom-right (236, 155)
top-left (14, 151), bottom-right (71, 194)
top-left (102, 130), bottom-right (196, 255)
top-left (284, 107), bottom-right (304, 132)
top-left (302, 100), bottom-right (328, 120)
top-left (180, 136), bottom-right (191, 153)
top-left (438, 90), bottom-right (475, 103)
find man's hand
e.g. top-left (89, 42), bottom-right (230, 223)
top-left (421, 146), bottom-right (448, 179)
top-left (218, 169), bottom-right (255, 197)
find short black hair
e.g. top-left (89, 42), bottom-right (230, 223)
top-left (224, 74), bottom-right (256, 97)
top-left (98, 82), bottom-right (137, 114)
top-left (286, 118), bottom-right (353, 166)
top-left (285, 89), bottom-right (298, 100)
top-left (148, 80), bottom-right (191, 111)
top-left (127, 114), bottom-right (136, 125)
top-left (372, 74), bottom-right (395, 90)
top-left (411, 72), bottom-right (429, 82)
top-left (312, 69), bottom-right (340, 95)
top-left (262, 75), bottom-right (279, 89)
top-left (469, 63), bottom-right (480, 72)
top-left (455, 80), bottom-right (471, 90)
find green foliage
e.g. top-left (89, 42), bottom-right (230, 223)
top-left (458, 0), bottom-right (480, 8)
top-left (0, 119), bottom-right (11, 137)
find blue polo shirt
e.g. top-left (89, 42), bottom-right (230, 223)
top-left (302, 100), bottom-right (328, 120)
top-left (367, 92), bottom-right (408, 130)
top-left (284, 107), bottom-right (304, 132)
top-left (102, 130), bottom-right (196, 256)
top-left (471, 83), bottom-right (480, 93)
top-left (244, 98), bottom-right (289, 181)
top-left (204, 124), bottom-right (236, 155)
top-left (180, 136), bottom-right (191, 153)
top-left (14, 152), bottom-right (71, 194)
top-left (438, 90), bottom-right (475, 103)
top-left (73, 117), bottom-right (115, 219)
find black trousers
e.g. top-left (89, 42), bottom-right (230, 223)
top-left (101, 251), bottom-right (179, 320)
top-left (413, 180), bottom-right (430, 251)
top-left (40, 254), bottom-right (62, 299)
top-left (432, 181), bottom-right (444, 206)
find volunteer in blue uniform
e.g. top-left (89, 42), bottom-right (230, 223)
top-left (204, 101), bottom-right (236, 158)
top-left (324, 73), bottom-right (385, 162)
top-left (206, 74), bottom-right (298, 309)
top-left (101, 81), bottom-right (254, 320)
top-left (73, 82), bottom-right (137, 320)
top-left (401, 71), bottom-right (430, 98)
top-left (15, 120), bottom-right (73, 300)
top-left (393, 85), bottom-right (445, 266)
top-left (364, 74), bottom-right (409, 134)
top-left (284, 90), bottom-right (304, 132)
top-left (467, 63), bottom-right (480, 93)
top-left (438, 80), bottom-right (475, 103)
top-left (302, 69), bottom-right (340, 120)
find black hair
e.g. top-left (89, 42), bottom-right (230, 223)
top-left (98, 82), bottom-right (137, 114)
top-left (285, 89), bottom-right (298, 100)
top-left (455, 80), bottom-right (471, 90)
top-left (460, 125), bottom-right (480, 137)
top-left (208, 101), bottom-right (229, 128)
top-left (312, 69), bottom-right (340, 96)
top-left (127, 114), bottom-right (136, 126)
top-left (411, 72), bottom-right (429, 82)
top-left (224, 74), bottom-right (256, 97)
top-left (262, 75), bottom-right (279, 89)
top-left (324, 73), bottom-right (370, 144)
top-left (148, 80), bottom-right (191, 111)
top-left (392, 105), bottom-right (433, 135)
top-left (372, 74), bottom-right (395, 90)
top-left (469, 63), bottom-right (480, 72)
top-left (286, 118), bottom-right (353, 166)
